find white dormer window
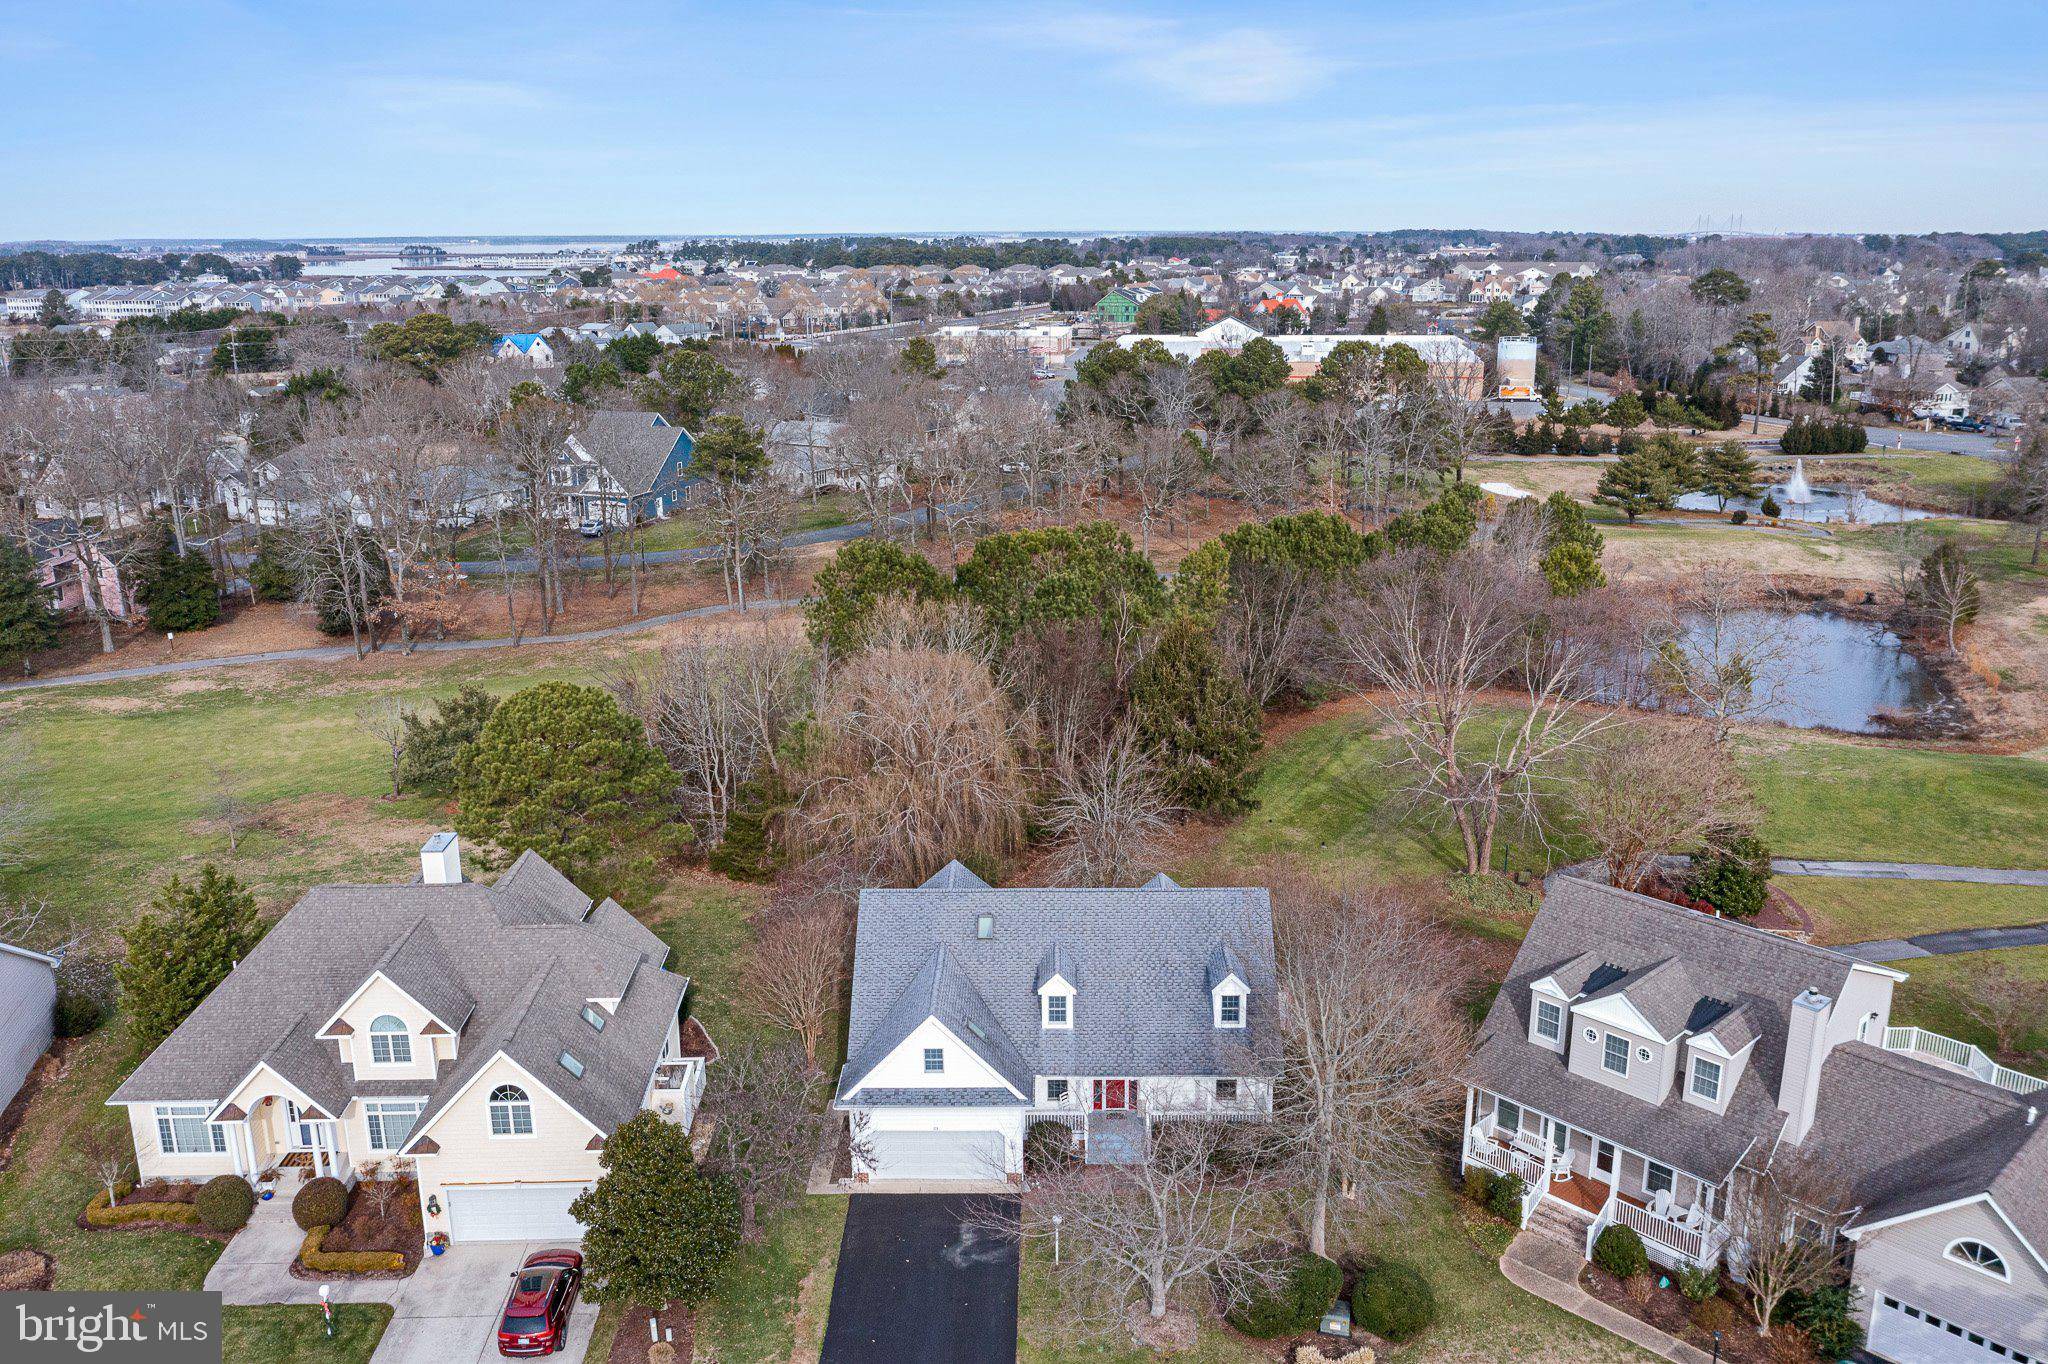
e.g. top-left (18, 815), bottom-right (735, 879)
top-left (1043, 992), bottom-right (1072, 1029)
top-left (1534, 999), bottom-right (1563, 1044)
top-left (1690, 1056), bottom-right (1723, 1103)
top-left (369, 1015), bottom-right (412, 1065)
top-left (1217, 993), bottom-right (1243, 1028)
top-left (923, 1047), bottom-right (944, 1073)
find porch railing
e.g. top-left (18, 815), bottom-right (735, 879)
top-left (1885, 1025), bottom-right (2047, 1095)
top-left (1587, 1191), bottom-right (1728, 1268)
top-left (1464, 1132), bottom-right (1546, 1187)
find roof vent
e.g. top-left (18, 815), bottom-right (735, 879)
top-left (976, 913), bottom-right (994, 940)
top-left (558, 1051), bottom-right (584, 1079)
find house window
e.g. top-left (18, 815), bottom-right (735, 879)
top-left (1690, 1057), bottom-right (1723, 1103)
top-left (1218, 994), bottom-right (1243, 1027)
top-left (1045, 1079), bottom-right (1070, 1104)
top-left (368, 1015), bottom-right (412, 1065)
top-left (1534, 999), bottom-right (1563, 1043)
top-left (1215, 1079), bottom-right (1239, 1103)
top-left (1602, 1034), bottom-right (1630, 1076)
top-left (1044, 993), bottom-right (1070, 1028)
top-left (1495, 1098), bottom-right (1522, 1133)
top-left (923, 1048), bottom-right (944, 1074)
top-left (488, 1084), bottom-right (533, 1137)
top-left (155, 1105), bottom-right (226, 1156)
top-left (365, 1100), bottom-right (424, 1151)
top-left (1645, 1161), bottom-right (1675, 1197)
top-left (1946, 1239), bottom-right (2010, 1281)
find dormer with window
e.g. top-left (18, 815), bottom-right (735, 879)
top-left (1526, 976), bottom-right (1573, 1054)
top-left (319, 971), bottom-right (461, 1083)
top-left (1681, 1011), bottom-right (1756, 1116)
top-left (1035, 944), bottom-right (1079, 1032)
top-left (1208, 941), bottom-right (1248, 1030)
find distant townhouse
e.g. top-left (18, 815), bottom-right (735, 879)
top-left (1114, 318), bottom-right (1485, 397)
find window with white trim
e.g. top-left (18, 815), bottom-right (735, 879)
top-left (1495, 1098), bottom-right (1522, 1133)
top-left (1043, 992), bottom-right (1071, 1029)
top-left (923, 1047), bottom-right (944, 1073)
top-left (1690, 1056), bottom-right (1723, 1103)
top-left (155, 1105), bottom-right (227, 1156)
top-left (1645, 1161), bottom-right (1675, 1197)
top-left (1533, 998), bottom-right (1563, 1043)
top-left (1217, 993), bottom-right (1243, 1027)
top-left (365, 1100), bottom-right (425, 1151)
top-left (488, 1084), bottom-right (533, 1136)
top-left (368, 1014), bottom-right (412, 1065)
top-left (1045, 1079), bottom-right (1069, 1103)
top-left (1215, 1079), bottom-right (1239, 1102)
top-left (1602, 1033), bottom-right (1630, 1076)
top-left (1946, 1238), bottom-right (2010, 1281)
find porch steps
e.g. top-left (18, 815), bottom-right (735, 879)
top-left (1528, 1199), bottom-right (1592, 1253)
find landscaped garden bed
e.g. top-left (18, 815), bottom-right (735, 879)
top-left (607, 1302), bottom-right (693, 1364)
top-left (1578, 1263), bottom-right (1793, 1363)
top-left (290, 1176), bottom-right (423, 1279)
top-left (81, 1180), bottom-right (204, 1231)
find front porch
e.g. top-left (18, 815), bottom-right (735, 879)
top-left (216, 1093), bottom-right (352, 1186)
top-left (1462, 1090), bottom-right (1729, 1270)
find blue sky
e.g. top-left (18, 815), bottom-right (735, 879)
top-left (4, 0), bottom-right (2045, 240)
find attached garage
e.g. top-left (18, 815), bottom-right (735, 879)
top-left (1870, 1294), bottom-right (2038, 1364)
top-left (444, 1182), bottom-right (591, 1242)
top-left (867, 1129), bottom-right (1007, 1182)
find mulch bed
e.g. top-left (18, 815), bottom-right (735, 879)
top-left (608, 1303), bottom-right (694, 1364)
top-left (290, 1178), bottom-right (425, 1279)
top-left (0, 1249), bottom-right (56, 1292)
top-left (119, 1181), bottom-right (201, 1206)
top-left (1580, 1264), bottom-right (1811, 1363)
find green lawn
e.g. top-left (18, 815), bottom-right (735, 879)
top-left (1891, 946), bottom-right (2048, 1059)
top-left (447, 492), bottom-right (861, 561)
top-left (693, 1196), bottom-right (847, 1362)
top-left (1738, 732), bottom-right (2048, 867)
top-left (1826, 452), bottom-right (2005, 505)
top-left (1784, 877), bottom-right (2048, 945)
top-left (1018, 1180), bottom-right (1647, 1364)
top-left (220, 1305), bottom-right (392, 1364)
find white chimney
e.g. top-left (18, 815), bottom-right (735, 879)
top-left (1778, 988), bottom-right (1833, 1144)
top-left (421, 832), bottom-right (462, 885)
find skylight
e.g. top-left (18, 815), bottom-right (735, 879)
top-left (581, 1005), bottom-right (606, 1032)
top-left (558, 1052), bottom-right (584, 1078)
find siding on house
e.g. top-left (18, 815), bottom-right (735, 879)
top-left (330, 975), bottom-right (457, 1083)
top-left (408, 1054), bottom-right (607, 1248)
top-left (0, 948), bottom-right (55, 1120)
top-left (1852, 1201), bottom-right (2048, 1356)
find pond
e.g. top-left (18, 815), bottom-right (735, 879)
top-left (1642, 609), bottom-right (1946, 733)
top-left (1674, 486), bottom-right (1934, 525)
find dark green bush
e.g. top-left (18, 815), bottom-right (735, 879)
top-left (1352, 1260), bottom-right (1436, 1342)
top-left (1485, 1172), bottom-right (1524, 1224)
top-left (1228, 1252), bottom-right (1343, 1338)
top-left (1730, 508), bottom-right (1749, 525)
top-left (195, 1175), bottom-right (255, 1232)
top-left (292, 1176), bottom-right (348, 1231)
top-left (1790, 1283), bottom-right (1864, 1358)
top-left (1592, 1224), bottom-right (1649, 1279)
top-left (1461, 1168), bottom-right (1493, 1204)
top-left (54, 983), bottom-right (109, 1038)
top-left (1023, 1120), bottom-right (1078, 1175)
top-left (1676, 1265), bottom-right (1720, 1303)
top-left (1688, 834), bottom-right (1771, 919)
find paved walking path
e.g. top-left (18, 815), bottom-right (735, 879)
top-left (1836, 922), bottom-right (2048, 962)
top-left (1775, 858), bottom-right (2048, 887)
top-left (0, 598), bottom-right (794, 694)
top-left (1499, 1231), bottom-right (1712, 1363)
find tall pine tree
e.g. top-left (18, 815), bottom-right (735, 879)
top-left (116, 866), bottom-right (264, 1046)
top-left (0, 538), bottom-right (60, 673)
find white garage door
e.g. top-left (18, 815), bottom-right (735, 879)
top-left (868, 1130), bottom-right (1006, 1181)
top-left (1870, 1294), bottom-right (2039, 1364)
top-left (445, 1183), bottom-right (590, 1242)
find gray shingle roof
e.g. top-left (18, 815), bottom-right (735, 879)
top-left (1802, 1042), bottom-right (2048, 1257)
top-left (1463, 877), bottom-right (1866, 1182)
top-left (110, 851), bottom-right (686, 1141)
top-left (571, 411), bottom-right (689, 495)
top-left (837, 880), bottom-right (1277, 1105)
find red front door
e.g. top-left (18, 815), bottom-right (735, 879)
top-left (1094, 1080), bottom-right (1131, 1110)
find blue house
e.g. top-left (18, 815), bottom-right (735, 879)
top-left (558, 411), bottom-right (700, 525)
top-left (493, 333), bottom-right (555, 365)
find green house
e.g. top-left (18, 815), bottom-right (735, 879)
top-left (1094, 289), bottom-right (1139, 327)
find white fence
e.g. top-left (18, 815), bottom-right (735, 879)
top-left (1586, 1192), bottom-right (1729, 1269)
top-left (1886, 1026), bottom-right (2047, 1096)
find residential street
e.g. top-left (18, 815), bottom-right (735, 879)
top-left (819, 1195), bottom-right (1020, 1364)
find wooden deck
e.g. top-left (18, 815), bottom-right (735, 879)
top-left (1551, 1171), bottom-right (1611, 1215)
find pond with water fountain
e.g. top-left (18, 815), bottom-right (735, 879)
top-left (1674, 457), bottom-right (1934, 525)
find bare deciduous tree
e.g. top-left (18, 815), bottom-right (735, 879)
top-left (1645, 570), bottom-right (1813, 739)
top-left (358, 698), bottom-right (409, 799)
top-left (79, 1125), bottom-right (134, 1207)
top-left (1726, 1150), bottom-right (1856, 1337)
top-left (1267, 882), bottom-right (1469, 1256)
top-left (699, 1040), bottom-right (850, 1241)
top-left (737, 901), bottom-right (850, 1071)
top-left (1945, 959), bottom-right (2048, 1061)
top-left (1344, 547), bottom-right (1613, 875)
top-left (1043, 731), bottom-right (1175, 886)
top-left (1567, 719), bottom-right (1759, 892)
top-left (202, 762), bottom-right (255, 855)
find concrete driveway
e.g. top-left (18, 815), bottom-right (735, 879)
top-left (208, 1199), bottom-right (596, 1363)
top-left (819, 1194), bottom-right (1019, 1364)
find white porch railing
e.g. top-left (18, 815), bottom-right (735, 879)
top-left (1885, 1025), bottom-right (2047, 1096)
top-left (1586, 1191), bottom-right (1728, 1269)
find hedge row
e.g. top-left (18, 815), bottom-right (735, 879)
top-left (298, 1227), bottom-right (405, 1275)
top-left (85, 1185), bottom-right (201, 1227)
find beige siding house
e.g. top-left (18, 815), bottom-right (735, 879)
top-left (109, 836), bottom-right (714, 1244)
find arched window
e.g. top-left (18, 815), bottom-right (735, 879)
top-left (1946, 1239), bottom-right (2009, 1280)
top-left (368, 1015), bottom-right (412, 1065)
top-left (489, 1084), bottom-right (533, 1136)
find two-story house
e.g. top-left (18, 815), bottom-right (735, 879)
top-left (833, 863), bottom-right (1277, 1182)
top-left (554, 411), bottom-right (700, 527)
top-left (1463, 877), bottom-right (2048, 1364)
top-left (108, 835), bottom-right (714, 1244)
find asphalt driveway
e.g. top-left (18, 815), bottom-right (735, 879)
top-left (820, 1194), bottom-right (1020, 1364)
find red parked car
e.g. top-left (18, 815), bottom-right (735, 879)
top-left (496, 1249), bottom-right (583, 1356)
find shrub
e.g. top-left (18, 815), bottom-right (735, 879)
top-left (1024, 1120), bottom-right (1079, 1175)
top-left (1730, 508), bottom-right (1748, 525)
top-left (84, 1187), bottom-right (201, 1227)
top-left (1791, 1284), bottom-right (1865, 1358)
top-left (195, 1175), bottom-right (255, 1232)
top-left (1675, 1265), bottom-right (1720, 1304)
top-left (1759, 493), bottom-right (1782, 518)
top-left (298, 1227), bottom-right (404, 1274)
top-left (1688, 834), bottom-right (1771, 919)
top-left (1592, 1224), bottom-right (1649, 1280)
top-left (1352, 1260), bottom-right (1436, 1342)
top-left (1485, 1172), bottom-right (1525, 1224)
top-left (1461, 1167), bottom-right (1494, 1204)
top-left (1690, 1295), bottom-right (1736, 1334)
top-left (54, 983), bottom-right (109, 1038)
top-left (1230, 1252), bottom-right (1344, 1338)
top-left (292, 1176), bottom-right (348, 1231)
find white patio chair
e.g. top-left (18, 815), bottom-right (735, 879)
top-left (1649, 1189), bottom-right (1673, 1218)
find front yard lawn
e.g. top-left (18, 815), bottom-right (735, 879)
top-left (219, 1304), bottom-right (392, 1364)
top-left (1891, 945), bottom-right (2048, 1060)
top-left (1784, 877), bottom-right (2048, 945)
top-left (693, 1196), bottom-right (847, 1362)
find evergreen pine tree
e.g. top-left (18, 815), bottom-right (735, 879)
top-left (1595, 448), bottom-right (1676, 522)
top-left (115, 866), bottom-right (264, 1046)
top-left (1699, 442), bottom-right (1762, 510)
top-left (134, 520), bottom-right (221, 633)
top-left (0, 537), bottom-right (61, 672)
top-left (1129, 618), bottom-right (1261, 814)
top-left (246, 531), bottom-right (301, 603)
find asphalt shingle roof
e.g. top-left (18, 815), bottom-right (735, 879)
top-left (571, 411), bottom-right (691, 495)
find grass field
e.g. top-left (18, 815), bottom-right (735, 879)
top-left (1783, 877), bottom-right (2048, 945)
top-left (1828, 453), bottom-right (2006, 508)
top-left (219, 1306), bottom-right (392, 1364)
top-left (1891, 946), bottom-right (2048, 1060)
top-left (446, 493), bottom-right (861, 562)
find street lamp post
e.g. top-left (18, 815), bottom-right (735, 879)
top-left (1051, 1213), bottom-right (1063, 1267)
